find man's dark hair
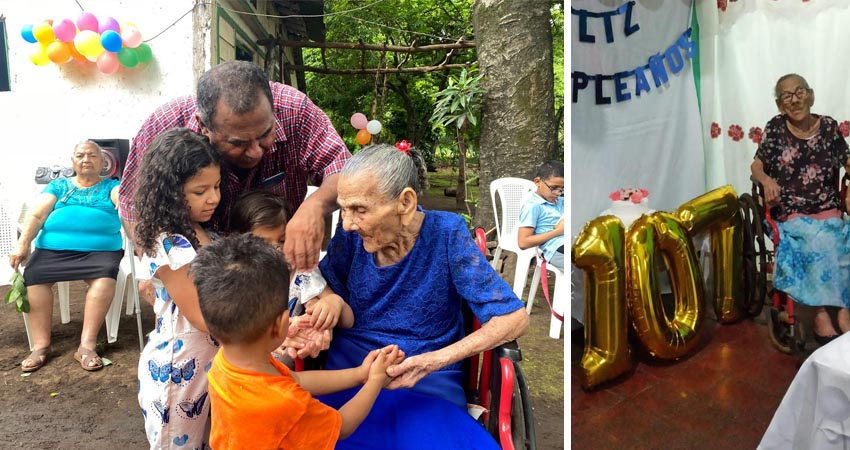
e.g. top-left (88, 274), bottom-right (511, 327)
top-left (196, 60), bottom-right (274, 131)
top-left (190, 233), bottom-right (291, 345)
top-left (534, 160), bottom-right (564, 180)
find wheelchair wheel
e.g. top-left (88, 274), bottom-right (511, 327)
top-left (766, 302), bottom-right (806, 355)
top-left (739, 193), bottom-right (768, 318)
top-left (511, 362), bottom-right (537, 450)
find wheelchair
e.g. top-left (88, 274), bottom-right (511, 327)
top-left (470, 227), bottom-right (537, 450)
top-left (739, 173), bottom-right (850, 356)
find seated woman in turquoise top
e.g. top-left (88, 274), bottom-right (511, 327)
top-left (8, 141), bottom-right (122, 373)
top-left (316, 144), bottom-right (530, 450)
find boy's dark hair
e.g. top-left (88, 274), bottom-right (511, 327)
top-left (534, 160), bottom-right (564, 180)
top-left (134, 127), bottom-right (221, 256)
top-left (190, 233), bottom-right (291, 345)
top-left (231, 190), bottom-right (294, 234)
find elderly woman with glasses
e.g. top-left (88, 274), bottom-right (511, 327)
top-left (8, 141), bottom-right (122, 372)
top-left (751, 73), bottom-right (850, 345)
top-left (315, 143), bottom-right (529, 450)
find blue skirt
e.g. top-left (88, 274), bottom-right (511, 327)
top-left (772, 217), bottom-right (850, 307)
top-left (318, 388), bottom-right (500, 450)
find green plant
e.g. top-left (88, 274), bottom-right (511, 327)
top-left (4, 271), bottom-right (29, 313)
top-left (430, 67), bottom-right (485, 214)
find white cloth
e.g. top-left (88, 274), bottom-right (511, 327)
top-left (571, 1), bottom-right (705, 241)
top-left (760, 332), bottom-right (850, 449)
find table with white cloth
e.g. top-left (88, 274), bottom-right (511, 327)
top-left (759, 332), bottom-right (850, 449)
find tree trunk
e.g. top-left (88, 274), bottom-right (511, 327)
top-left (456, 131), bottom-right (468, 211)
top-left (472, 0), bottom-right (556, 231)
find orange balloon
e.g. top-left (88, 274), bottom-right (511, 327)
top-left (46, 41), bottom-right (72, 64)
top-left (68, 42), bottom-right (87, 62)
top-left (355, 129), bottom-right (371, 145)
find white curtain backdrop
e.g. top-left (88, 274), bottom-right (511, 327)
top-left (697, 0), bottom-right (850, 193)
top-left (571, 0), bottom-right (705, 236)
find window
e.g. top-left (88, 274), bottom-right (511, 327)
top-left (235, 42), bottom-right (253, 62)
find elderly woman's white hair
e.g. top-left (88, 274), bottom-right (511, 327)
top-left (73, 140), bottom-right (105, 156)
top-left (340, 143), bottom-right (430, 198)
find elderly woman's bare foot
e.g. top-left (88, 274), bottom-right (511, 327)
top-left (838, 308), bottom-right (850, 334)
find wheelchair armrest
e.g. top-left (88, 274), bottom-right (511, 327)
top-left (492, 340), bottom-right (522, 363)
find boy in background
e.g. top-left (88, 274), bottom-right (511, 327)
top-left (517, 160), bottom-right (565, 270)
top-left (190, 233), bottom-right (404, 450)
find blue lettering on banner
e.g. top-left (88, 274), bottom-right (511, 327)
top-left (571, 28), bottom-right (695, 105)
top-left (573, 1), bottom-right (639, 43)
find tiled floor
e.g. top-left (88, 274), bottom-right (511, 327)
top-left (571, 315), bottom-right (802, 449)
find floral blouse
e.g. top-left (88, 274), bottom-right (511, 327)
top-left (755, 114), bottom-right (850, 220)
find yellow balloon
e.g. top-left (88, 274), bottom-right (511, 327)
top-left (626, 213), bottom-right (705, 360)
top-left (74, 30), bottom-right (104, 58)
top-left (30, 45), bottom-right (50, 66)
top-left (32, 21), bottom-right (56, 44)
top-left (572, 215), bottom-right (633, 390)
top-left (675, 185), bottom-right (743, 323)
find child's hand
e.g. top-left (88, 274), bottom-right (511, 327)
top-left (281, 316), bottom-right (331, 359)
top-left (360, 344), bottom-right (404, 386)
top-left (554, 217), bottom-right (564, 235)
top-left (306, 294), bottom-right (345, 331)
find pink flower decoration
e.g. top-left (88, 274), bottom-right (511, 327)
top-left (630, 193), bottom-right (644, 203)
top-left (710, 122), bottom-right (721, 139)
top-left (717, 0), bottom-right (727, 11)
top-left (840, 121), bottom-right (849, 137)
top-left (748, 126), bottom-right (763, 144)
top-left (728, 124), bottom-right (744, 142)
top-left (609, 191), bottom-right (622, 201)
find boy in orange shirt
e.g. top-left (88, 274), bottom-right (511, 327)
top-left (190, 233), bottom-right (404, 450)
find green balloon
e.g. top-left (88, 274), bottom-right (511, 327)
top-left (117, 47), bottom-right (139, 68)
top-left (135, 43), bottom-right (152, 63)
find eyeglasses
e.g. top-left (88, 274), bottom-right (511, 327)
top-left (778, 87), bottom-right (810, 105)
top-left (543, 181), bottom-right (564, 195)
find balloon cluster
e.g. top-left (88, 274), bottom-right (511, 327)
top-left (349, 112), bottom-right (383, 145)
top-left (21, 13), bottom-right (153, 74)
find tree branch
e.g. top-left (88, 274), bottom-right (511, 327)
top-left (279, 40), bottom-right (475, 53)
top-left (285, 63), bottom-right (475, 75)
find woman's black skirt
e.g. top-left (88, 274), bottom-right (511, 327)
top-left (23, 249), bottom-right (123, 286)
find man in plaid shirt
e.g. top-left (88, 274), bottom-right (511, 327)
top-left (120, 61), bottom-right (350, 272)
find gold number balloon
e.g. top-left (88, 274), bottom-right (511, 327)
top-left (571, 215), bottom-right (634, 390)
top-left (626, 213), bottom-right (704, 360)
top-left (674, 185), bottom-right (743, 323)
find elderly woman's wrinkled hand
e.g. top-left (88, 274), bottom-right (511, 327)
top-left (384, 352), bottom-right (440, 390)
top-left (762, 176), bottom-right (781, 206)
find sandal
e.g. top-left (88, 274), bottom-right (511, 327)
top-left (21, 347), bottom-right (52, 373)
top-left (74, 346), bottom-right (104, 372)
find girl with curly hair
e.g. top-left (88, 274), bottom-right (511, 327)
top-left (133, 127), bottom-right (222, 450)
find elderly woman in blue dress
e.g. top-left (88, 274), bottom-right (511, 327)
top-left (9, 141), bottom-right (122, 372)
top-left (751, 73), bottom-right (850, 345)
top-left (316, 143), bottom-right (530, 449)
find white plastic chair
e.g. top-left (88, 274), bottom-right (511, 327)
top-left (489, 177), bottom-right (537, 300)
top-left (525, 248), bottom-right (567, 339)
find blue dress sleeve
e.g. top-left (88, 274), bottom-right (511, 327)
top-left (319, 229), bottom-right (354, 300)
top-left (445, 214), bottom-right (524, 323)
top-left (42, 178), bottom-right (67, 198)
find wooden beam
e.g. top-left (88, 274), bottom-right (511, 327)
top-left (279, 40), bottom-right (476, 53)
top-left (285, 63), bottom-right (475, 75)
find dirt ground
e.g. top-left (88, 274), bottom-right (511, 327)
top-left (0, 194), bottom-right (565, 450)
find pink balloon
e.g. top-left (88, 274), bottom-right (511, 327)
top-left (98, 17), bottom-right (120, 35)
top-left (121, 28), bottom-right (142, 48)
top-left (53, 19), bottom-right (77, 43)
top-left (96, 51), bottom-right (119, 74)
top-left (350, 112), bottom-right (368, 130)
top-left (77, 12), bottom-right (98, 32)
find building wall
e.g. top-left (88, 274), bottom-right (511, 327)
top-left (0, 0), bottom-right (199, 203)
